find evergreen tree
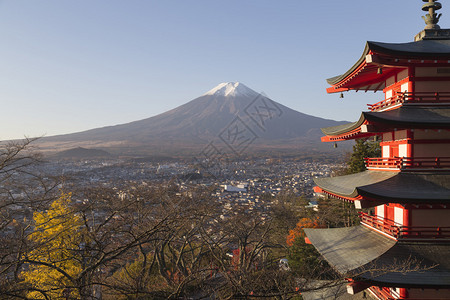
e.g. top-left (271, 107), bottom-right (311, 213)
top-left (286, 218), bottom-right (328, 278)
top-left (346, 138), bottom-right (381, 174)
top-left (288, 237), bottom-right (323, 276)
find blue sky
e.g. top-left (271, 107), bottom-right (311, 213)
top-left (0, 1), bottom-right (445, 140)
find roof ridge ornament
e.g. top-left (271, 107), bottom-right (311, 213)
top-left (414, 0), bottom-right (450, 41)
top-left (422, 0), bottom-right (442, 29)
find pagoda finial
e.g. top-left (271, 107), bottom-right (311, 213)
top-left (422, 0), bottom-right (442, 29)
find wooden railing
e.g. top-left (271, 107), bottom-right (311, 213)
top-left (368, 286), bottom-right (397, 300)
top-left (367, 92), bottom-right (450, 111)
top-left (365, 157), bottom-right (450, 170)
top-left (359, 212), bottom-right (450, 240)
top-left (367, 94), bottom-right (404, 111)
top-left (402, 156), bottom-right (450, 168)
top-left (405, 92), bottom-right (450, 103)
top-left (364, 157), bottom-right (403, 169)
top-left (359, 212), bottom-right (401, 237)
top-left (401, 226), bottom-right (450, 239)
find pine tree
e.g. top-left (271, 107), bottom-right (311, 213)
top-left (22, 192), bottom-right (82, 299)
top-left (286, 218), bottom-right (327, 277)
top-left (346, 138), bottom-right (381, 174)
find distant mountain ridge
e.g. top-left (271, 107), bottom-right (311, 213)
top-left (38, 82), bottom-right (348, 156)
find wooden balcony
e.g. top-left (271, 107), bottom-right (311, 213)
top-left (365, 157), bottom-right (403, 169)
top-left (367, 94), bottom-right (404, 112)
top-left (367, 92), bottom-right (450, 112)
top-left (365, 157), bottom-right (450, 170)
top-left (368, 286), bottom-right (398, 300)
top-left (359, 212), bottom-right (450, 240)
top-left (359, 212), bottom-right (401, 238)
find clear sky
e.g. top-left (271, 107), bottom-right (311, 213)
top-left (0, 0), bottom-right (446, 140)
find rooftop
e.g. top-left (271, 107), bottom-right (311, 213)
top-left (314, 170), bottom-right (450, 204)
top-left (304, 226), bottom-right (450, 288)
top-left (321, 105), bottom-right (450, 141)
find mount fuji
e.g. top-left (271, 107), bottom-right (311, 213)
top-left (38, 82), bottom-right (347, 156)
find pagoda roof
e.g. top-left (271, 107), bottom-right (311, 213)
top-left (305, 226), bottom-right (450, 288)
top-left (304, 226), bottom-right (395, 274)
top-left (304, 225), bottom-right (450, 287)
top-left (321, 105), bottom-right (450, 140)
top-left (364, 242), bottom-right (450, 287)
top-left (327, 39), bottom-right (450, 93)
top-left (314, 170), bottom-right (450, 203)
top-left (368, 40), bottom-right (450, 58)
top-left (301, 282), bottom-right (367, 300)
top-left (321, 118), bottom-right (364, 137)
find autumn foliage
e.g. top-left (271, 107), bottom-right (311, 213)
top-left (286, 217), bottom-right (324, 246)
top-left (21, 192), bottom-right (83, 299)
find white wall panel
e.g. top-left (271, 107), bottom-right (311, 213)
top-left (394, 207), bottom-right (403, 225)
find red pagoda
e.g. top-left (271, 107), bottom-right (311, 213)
top-left (304, 1), bottom-right (450, 299)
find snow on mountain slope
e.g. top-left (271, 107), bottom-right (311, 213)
top-left (203, 82), bottom-right (258, 98)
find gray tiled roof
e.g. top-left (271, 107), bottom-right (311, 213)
top-left (358, 241), bottom-right (450, 287)
top-left (327, 40), bottom-right (450, 85)
top-left (314, 171), bottom-right (450, 203)
top-left (314, 171), bottom-right (395, 198)
top-left (369, 40), bottom-right (450, 58)
top-left (321, 106), bottom-right (450, 136)
top-left (304, 226), bottom-right (450, 287)
top-left (301, 281), bottom-right (368, 300)
top-left (304, 226), bottom-right (396, 274)
top-left (365, 106), bottom-right (450, 126)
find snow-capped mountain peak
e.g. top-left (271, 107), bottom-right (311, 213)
top-left (203, 82), bottom-right (258, 97)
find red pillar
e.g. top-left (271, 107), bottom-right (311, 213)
top-left (406, 130), bottom-right (414, 167)
top-left (408, 67), bottom-right (415, 96)
top-left (403, 204), bottom-right (411, 238)
top-left (399, 287), bottom-right (409, 298)
top-left (403, 206), bottom-right (410, 227)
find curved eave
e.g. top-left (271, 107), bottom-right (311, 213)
top-left (321, 114), bottom-right (372, 141)
top-left (326, 42), bottom-right (396, 93)
top-left (304, 226), bottom-right (396, 274)
top-left (357, 241), bottom-right (450, 289)
top-left (326, 63), bottom-right (394, 94)
top-left (321, 106), bottom-right (450, 142)
top-left (314, 171), bottom-right (450, 203)
top-left (321, 131), bottom-right (376, 142)
top-left (364, 105), bottom-right (450, 128)
top-left (327, 40), bottom-right (450, 93)
top-left (313, 170), bottom-right (396, 199)
top-left (304, 226), bottom-right (450, 288)
top-left (327, 43), bottom-right (371, 86)
top-left (321, 113), bottom-right (366, 136)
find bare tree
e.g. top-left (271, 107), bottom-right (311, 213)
top-left (0, 138), bottom-right (59, 298)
